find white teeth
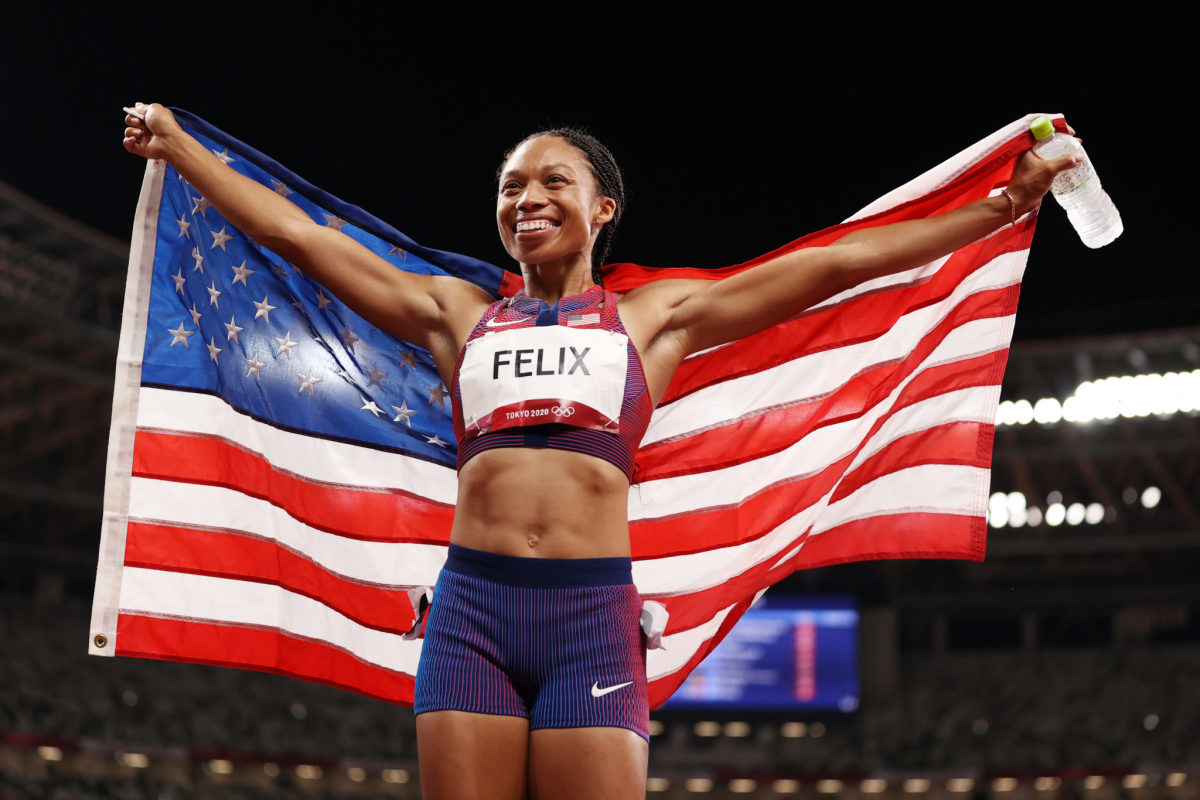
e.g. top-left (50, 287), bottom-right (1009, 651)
top-left (516, 219), bottom-right (557, 232)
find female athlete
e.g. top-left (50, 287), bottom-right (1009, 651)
top-left (123, 102), bottom-right (1079, 799)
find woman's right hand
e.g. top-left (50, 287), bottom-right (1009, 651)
top-left (123, 102), bottom-right (183, 161)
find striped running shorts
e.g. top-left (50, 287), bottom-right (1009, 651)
top-left (413, 543), bottom-right (649, 739)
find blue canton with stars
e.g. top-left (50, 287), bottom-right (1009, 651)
top-left (142, 109), bottom-right (508, 467)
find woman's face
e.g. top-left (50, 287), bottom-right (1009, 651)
top-left (496, 136), bottom-right (615, 271)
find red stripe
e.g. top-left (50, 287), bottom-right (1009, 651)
top-left (124, 522), bottom-right (418, 634)
top-left (791, 512), bottom-right (986, 567)
top-left (656, 225), bottom-right (1024, 407)
top-left (115, 613), bottom-right (415, 705)
top-left (133, 430), bottom-right (454, 544)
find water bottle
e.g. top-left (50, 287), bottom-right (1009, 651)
top-left (1030, 115), bottom-right (1122, 248)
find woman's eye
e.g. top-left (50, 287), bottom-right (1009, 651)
top-left (501, 182), bottom-right (521, 195)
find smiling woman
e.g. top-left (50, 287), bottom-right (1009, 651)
top-left (121, 101), bottom-right (1080, 799)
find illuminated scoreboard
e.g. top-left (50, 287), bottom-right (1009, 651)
top-left (664, 596), bottom-right (859, 712)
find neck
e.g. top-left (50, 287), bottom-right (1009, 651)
top-left (519, 261), bottom-right (595, 305)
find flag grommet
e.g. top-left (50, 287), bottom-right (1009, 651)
top-left (93, 634), bottom-right (108, 649)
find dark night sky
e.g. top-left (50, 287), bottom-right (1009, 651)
top-left (3, 7), bottom-right (1193, 340)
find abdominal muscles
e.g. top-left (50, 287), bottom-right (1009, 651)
top-left (452, 448), bottom-right (633, 559)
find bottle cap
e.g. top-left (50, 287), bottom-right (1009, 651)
top-left (1030, 115), bottom-right (1055, 140)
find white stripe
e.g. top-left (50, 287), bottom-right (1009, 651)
top-left (118, 568), bottom-right (422, 674)
top-left (137, 387), bottom-right (458, 504)
top-left (631, 316), bottom-right (1011, 520)
top-left (646, 603), bottom-right (734, 682)
top-left (91, 160), bottom-right (166, 657)
top-left (645, 250), bottom-right (1023, 445)
top-left (128, 477), bottom-right (448, 585)
top-left (812, 464), bottom-right (990, 536)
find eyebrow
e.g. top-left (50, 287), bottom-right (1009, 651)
top-left (500, 162), bottom-right (578, 180)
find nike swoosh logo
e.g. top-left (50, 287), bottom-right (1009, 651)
top-left (591, 680), bottom-right (634, 698)
top-left (485, 317), bottom-right (526, 328)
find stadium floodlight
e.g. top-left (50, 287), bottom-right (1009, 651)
top-left (1142, 486), bottom-right (1162, 509)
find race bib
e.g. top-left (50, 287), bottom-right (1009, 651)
top-left (458, 326), bottom-right (628, 436)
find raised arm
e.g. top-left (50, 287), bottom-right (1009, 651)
top-left (623, 146), bottom-right (1081, 389)
top-left (123, 103), bottom-right (492, 375)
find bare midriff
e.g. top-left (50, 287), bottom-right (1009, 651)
top-left (451, 447), bottom-right (633, 559)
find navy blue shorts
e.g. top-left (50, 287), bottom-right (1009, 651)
top-left (413, 544), bottom-right (649, 740)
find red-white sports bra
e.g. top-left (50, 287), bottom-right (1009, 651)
top-left (451, 285), bottom-right (653, 482)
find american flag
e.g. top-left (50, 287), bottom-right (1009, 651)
top-left (91, 110), bottom-right (1061, 708)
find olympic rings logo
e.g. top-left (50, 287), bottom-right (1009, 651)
top-left (550, 406), bottom-right (576, 417)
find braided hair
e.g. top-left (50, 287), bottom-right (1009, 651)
top-left (501, 128), bottom-right (626, 285)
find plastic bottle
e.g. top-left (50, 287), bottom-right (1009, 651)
top-left (1029, 115), bottom-right (1122, 248)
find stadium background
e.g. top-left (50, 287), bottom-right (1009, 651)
top-left (2, 8), bottom-right (1196, 799)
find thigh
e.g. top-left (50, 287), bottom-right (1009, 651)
top-left (529, 726), bottom-right (648, 800)
top-left (417, 710), bottom-right (530, 800)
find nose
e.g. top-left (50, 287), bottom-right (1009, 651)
top-left (516, 184), bottom-right (548, 211)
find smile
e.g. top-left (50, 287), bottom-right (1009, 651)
top-left (515, 219), bottom-right (560, 232)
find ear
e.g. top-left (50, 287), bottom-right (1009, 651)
top-left (592, 195), bottom-right (617, 226)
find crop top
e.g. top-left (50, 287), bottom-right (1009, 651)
top-left (451, 285), bottom-right (653, 482)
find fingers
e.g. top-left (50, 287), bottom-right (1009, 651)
top-left (1049, 153), bottom-right (1084, 174)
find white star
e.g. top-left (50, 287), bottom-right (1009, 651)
top-left (225, 316), bottom-right (244, 342)
top-left (245, 354), bottom-right (265, 379)
top-left (398, 349), bottom-right (418, 370)
top-left (210, 225), bottom-right (233, 251)
top-left (207, 281), bottom-right (222, 308)
top-left (324, 214), bottom-right (347, 231)
top-left (424, 433), bottom-right (448, 447)
top-left (426, 383), bottom-right (449, 407)
top-left (192, 195), bottom-right (212, 216)
top-left (253, 294), bottom-right (278, 322)
top-left (339, 326), bottom-right (360, 352)
top-left (172, 269), bottom-right (186, 294)
top-left (297, 367), bottom-right (321, 395)
top-left (271, 180), bottom-right (293, 197)
top-left (176, 215), bottom-right (191, 239)
top-left (212, 147), bottom-right (235, 165)
top-left (392, 401), bottom-right (416, 426)
top-left (274, 332), bottom-right (298, 359)
top-left (192, 247), bottom-right (204, 273)
top-left (387, 245), bottom-right (407, 260)
top-left (270, 262), bottom-right (293, 280)
top-left (188, 302), bottom-right (203, 325)
top-left (365, 362), bottom-right (387, 387)
top-left (167, 321), bottom-right (195, 348)
top-left (206, 337), bottom-right (222, 364)
top-left (315, 289), bottom-right (333, 311)
top-left (231, 260), bottom-right (255, 286)
top-left (360, 397), bottom-right (384, 417)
